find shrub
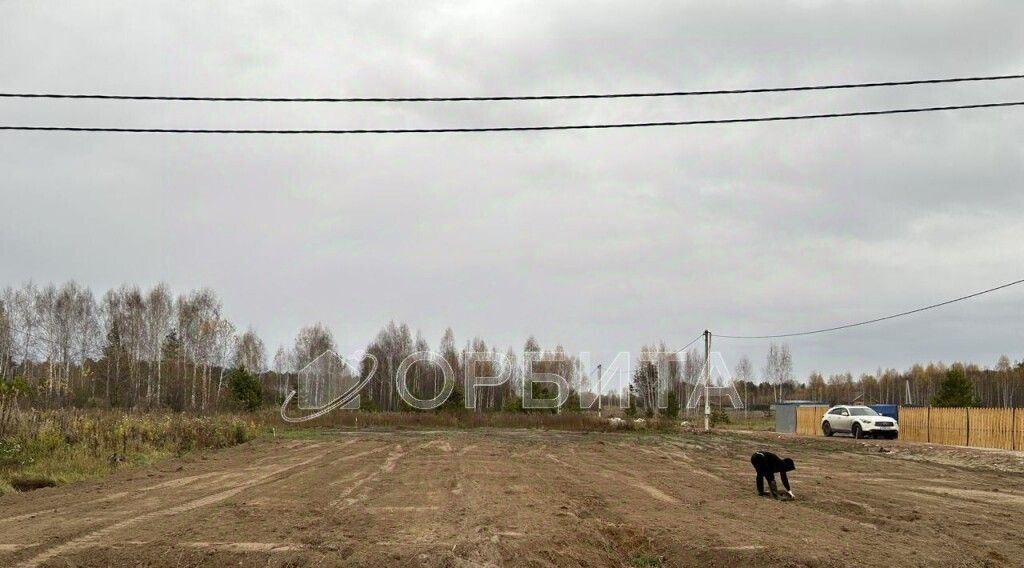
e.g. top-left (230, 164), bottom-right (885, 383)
top-left (0, 377), bottom-right (30, 436)
top-left (359, 393), bottom-right (378, 412)
top-left (502, 395), bottom-right (524, 413)
top-left (710, 407), bottom-right (730, 426)
top-left (0, 440), bottom-right (30, 467)
top-left (665, 391), bottom-right (680, 418)
top-left (227, 367), bottom-right (263, 411)
top-left (0, 409), bottom-right (262, 493)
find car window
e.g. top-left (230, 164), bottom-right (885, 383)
top-left (849, 408), bottom-right (878, 416)
top-left (838, 408), bottom-right (849, 416)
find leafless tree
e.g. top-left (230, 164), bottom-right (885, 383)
top-left (145, 284), bottom-right (173, 405)
top-left (683, 348), bottom-right (705, 385)
top-left (363, 321), bottom-right (413, 411)
top-left (734, 355), bottom-right (754, 408)
top-left (293, 323), bottom-right (336, 370)
top-left (735, 356), bottom-right (754, 384)
top-left (763, 342), bottom-right (793, 403)
top-left (271, 346), bottom-right (294, 399)
top-left (234, 328), bottom-right (267, 373)
top-left (0, 296), bottom-right (11, 381)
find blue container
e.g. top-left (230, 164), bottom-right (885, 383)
top-left (870, 404), bottom-right (898, 421)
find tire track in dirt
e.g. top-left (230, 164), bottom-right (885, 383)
top-left (0, 472), bottom-right (237, 527)
top-left (445, 437), bottom-right (525, 565)
top-left (728, 434), bottom-right (1024, 564)
top-left (79, 438), bottom-right (399, 560)
top-left (0, 442), bottom-right (331, 529)
top-left (353, 437), bottom-right (467, 554)
top-left (570, 444), bottom-right (684, 504)
top-left (329, 443), bottom-right (407, 509)
top-left (589, 443), bottom-right (713, 502)
top-left (462, 438), bottom-right (639, 565)
top-left (632, 443), bottom-right (725, 482)
top-left (13, 445), bottom-right (328, 568)
top-left (571, 437), bottom-right (891, 557)
top-left (6, 430), bottom-right (1024, 567)
top-left (906, 486), bottom-right (1024, 507)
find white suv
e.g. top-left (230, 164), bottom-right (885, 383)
top-left (820, 405), bottom-right (899, 439)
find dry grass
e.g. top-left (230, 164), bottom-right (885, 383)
top-left (0, 409), bottom-right (261, 495)
top-left (715, 415), bottom-right (776, 432)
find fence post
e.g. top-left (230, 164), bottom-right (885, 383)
top-left (966, 407), bottom-right (971, 447)
top-left (926, 406), bottom-right (930, 443)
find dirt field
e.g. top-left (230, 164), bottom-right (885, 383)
top-left (1, 428), bottom-right (1023, 567)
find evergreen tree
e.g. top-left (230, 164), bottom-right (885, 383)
top-left (930, 368), bottom-right (978, 407)
top-left (665, 390), bottom-right (680, 418)
top-left (227, 367), bottom-right (262, 411)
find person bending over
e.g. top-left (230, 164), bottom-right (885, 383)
top-left (750, 450), bottom-right (795, 500)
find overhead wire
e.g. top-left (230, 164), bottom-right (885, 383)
top-left (1, 100), bottom-right (1021, 135)
top-left (674, 332), bottom-right (707, 355)
top-left (715, 277), bottom-right (1024, 340)
top-left (2, 73), bottom-right (1021, 103)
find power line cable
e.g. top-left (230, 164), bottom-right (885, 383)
top-left (1, 100), bottom-right (1021, 135)
top-left (674, 332), bottom-right (707, 355)
top-left (1, 73), bottom-right (1021, 103)
top-left (715, 277), bottom-right (1024, 340)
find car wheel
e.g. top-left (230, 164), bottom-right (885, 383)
top-left (822, 422), bottom-right (834, 437)
top-left (852, 424), bottom-right (863, 439)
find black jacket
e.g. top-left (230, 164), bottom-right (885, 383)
top-left (750, 451), bottom-right (795, 492)
top-left (750, 451), bottom-right (794, 474)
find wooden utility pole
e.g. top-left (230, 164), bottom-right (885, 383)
top-left (744, 381), bottom-right (748, 422)
top-left (597, 364), bottom-right (603, 418)
top-left (704, 330), bottom-right (711, 432)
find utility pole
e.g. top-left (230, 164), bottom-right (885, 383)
top-left (597, 364), bottom-right (603, 418)
top-left (704, 330), bottom-right (711, 432)
top-left (743, 381), bottom-right (748, 423)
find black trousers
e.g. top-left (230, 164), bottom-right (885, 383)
top-left (755, 470), bottom-right (778, 495)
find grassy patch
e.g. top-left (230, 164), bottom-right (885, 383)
top-left (713, 415), bottom-right (775, 431)
top-left (0, 410), bottom-right (262, 494)
top-left (266, 427), bottom-right (337, 440)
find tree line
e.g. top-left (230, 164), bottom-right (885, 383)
top-left (1, 281), bottom-right (1022, 413)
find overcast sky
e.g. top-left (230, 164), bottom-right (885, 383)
top-left (1, 1), bottom-right (1022, 380)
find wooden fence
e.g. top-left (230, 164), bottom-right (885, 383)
top-left (795, 406), bottom-right (1023, 450)
top-left (928, 407), bottom-right (968, 446)
top-left (795, 405), bottom-right (828, 437)
top-left (968, 408), bottom-right (1016, 450)
top-left (897, 407), bottom-right (929, 443)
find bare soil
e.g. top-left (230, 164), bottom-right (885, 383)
top-left (1, 428), bottom-right (1023, 567)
